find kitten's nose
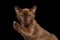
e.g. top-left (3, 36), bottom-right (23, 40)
top-left (24, 18), bottom-right (27, 22)
top-left (24, 19), bottom-right (27, 22)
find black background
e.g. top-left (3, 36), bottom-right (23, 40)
top-left (0, 0), bottom-right (60, 40)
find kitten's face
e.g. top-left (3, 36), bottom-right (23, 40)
top-left (15, 6), bottom-right (36, 25)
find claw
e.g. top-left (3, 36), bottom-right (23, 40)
top-left (13, 21), bottom-right (16, 24)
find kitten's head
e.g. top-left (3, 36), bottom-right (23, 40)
top-left (15, 6), bottom-right (37, 25)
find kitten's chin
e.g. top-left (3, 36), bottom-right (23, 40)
top-left (23, 23), bottom-right (28, 25)
top-left (22, 22), bottom-right (30, 26)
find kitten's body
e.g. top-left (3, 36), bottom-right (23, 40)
top-left (13, 6), bottom-right (58, 40)
top-left (24, 20), bottom-right (58, 40)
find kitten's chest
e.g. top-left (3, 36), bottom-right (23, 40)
top-left (24, 29), bottom-right (41, 40)
top-left (24, 28), bottom-right (50, 40)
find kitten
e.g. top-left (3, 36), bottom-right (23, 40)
top-left (13, 6), bottom-right (58, 40)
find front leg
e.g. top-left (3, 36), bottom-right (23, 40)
top-left (13, 21), bottom-right (35, 36)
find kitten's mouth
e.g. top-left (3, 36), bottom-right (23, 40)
top-left (23, 22), bottom-right (29, 25)
top-left (22, 22), bottom-right (29, 27)
top-left (23, 22), bottom-right (28, 25)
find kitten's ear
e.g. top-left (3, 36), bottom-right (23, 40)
top-left (30, 6), bottom-right (37, 14)
top-left (15, 6), bottom-right (21, 14)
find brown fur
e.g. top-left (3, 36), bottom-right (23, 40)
top-left (13, 6), bottom-right (58, 40)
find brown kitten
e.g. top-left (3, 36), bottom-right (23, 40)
top-left (13, 6), bottom-right (58, 40)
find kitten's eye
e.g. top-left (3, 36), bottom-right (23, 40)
top-left (18, 15), bottom-right (23, 17)
top-left (28, 15), bottom-right (32, 18)
top-left (20, 15), bottom-right (23, 17)
top-left (20, 15), bottom-right (22, 16)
